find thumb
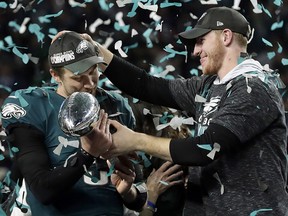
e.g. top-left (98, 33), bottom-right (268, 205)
top-left (109, 119), bottom-right (122, 129)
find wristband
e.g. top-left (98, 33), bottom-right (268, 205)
top-left (146, 200), bottom-right (157, 212)
top-left (80, 147), bottom-right (97, 160)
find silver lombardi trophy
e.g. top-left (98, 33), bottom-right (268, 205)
top-left (58, 92), bottom-right (100, 136)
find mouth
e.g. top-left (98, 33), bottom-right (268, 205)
top-left (200, 57), bottom-right (206, 66)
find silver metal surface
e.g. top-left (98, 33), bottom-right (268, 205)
top-left (58, 92), bottom-right (100, 136)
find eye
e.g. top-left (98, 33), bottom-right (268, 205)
top-left (196, 37), bottom-right (204, 45)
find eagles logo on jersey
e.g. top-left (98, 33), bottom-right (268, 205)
top-left (1, 103), bottom-right (26, 119)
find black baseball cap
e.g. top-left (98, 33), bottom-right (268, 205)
top-left (179, 6), bottom-right (251, 45)
top-left (49, 31), bottom-right (105, 74)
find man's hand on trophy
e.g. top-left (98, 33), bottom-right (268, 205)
top-left (80, 110), bottom-right (113, 158)
top-left (102, 119), bottom-right (137, 159)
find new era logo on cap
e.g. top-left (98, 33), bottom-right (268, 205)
top-left (178, 6), bottom-right (251, 45)
top-left (49, 31), bottom-right (105, 74)
top-left (216, 21), bottom-right (224, 26)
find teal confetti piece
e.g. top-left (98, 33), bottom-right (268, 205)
top-left (190, 69), bottom-right (199, 76)
top-left (250, 208), bottom-right (273, 216)
top-left (0, 1), bottom-right (7, 8)
top-left (28, 23), bottom-right (45, 43)
top-left (4, 35), bottom-right (15, 47)
top-left (137, 151), bottom-right (151, 168)
top-left (197, 144), bottom-right (212, 151)
top-left (127, 0), bottom-right (140, 17)
top-left (273, 0), bottom-right (282, 6)
top-left (277, 42), bottom-right (283, 53)
top-left (106, 162), bottom-right (115, 177)
top-left (0, 154), bottom-right (4, 160)
top-left (38, 10), bottom-right (63, 23)
top-left (11, 147), bottom-right (19, 153)
top-left (99, 0), bottom-right (109, 11)
top-left (8, 21), bottom-right (21, 31)
top-left (267, 52), bottom-right (275, 60)
top-left (160, 46), bottom-right (187, 63)
top-left (160, 1), bottom-right (182, 8)
top-left (261, 38), bottom-right (273, 47)
top-left (12, 47), bottom-right (29, 64)
top-left (114, 22), bottom-right (130, 33)
top-left (143, 28), bottom-right (153, 48)
top-left (260, 4), bottom-right (272, 18)
top-left (132, 98), bottom-right (139, 103)
top-left (271, 20), bottom-right (283, 31)
top-left (281, 58), bottom-right (288, 66)
top-left (0, 40), bottom-right (10, 52)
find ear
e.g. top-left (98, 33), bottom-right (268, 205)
top-left (222, 29), bottom-right (233, 46)
top-left (50, 69), bottom-right (60, 83)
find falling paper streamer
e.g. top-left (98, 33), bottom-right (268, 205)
top-left (243, 74), bottom-right (254, 93)
top-left (9, 0), bottom-right (18, 9)
top-left (189, 12), bottom-right (198, 19)
top-left (207, 143), bottom-right (221, 160)
top-left (131, 29), bottom-right (138, 37)
top-left (143, 28), bottom-right (153, 48)
top-left (160, 1), bottom-right (182, 8)
top-left (155, 65), bottom-right (175, 78)
top-left (38, 10), bottom-right (63, 23)
top-left (277, 42), bottom-right (283, 53)
top-left (200, 0), bottom-right (218, 4)
top-left (213, 172), bottom-right (224, 195)
top-left (143, 108), bottom-right (162, 117)
top-left (116, 0), bottom-right (132, 7)
top-left (273, 0), bottom-right (282, 6)
top-left (28, 23), bottom-right (45, 43)
top-left (197, 144), bottom-right (212, 151)
top-left (195, 94), bottom-right (207, 103)
top-left (249, 209), bottom-right (273, 216)
top-left (156, 116), bottom-right (196, 131)
top-left (19, 17), bottom-right (31, 34)
top-left (150, 12), bottom-right (162, 22)
top-left (53, 136), bottom-right (79, 156)
top-left (12, 47), bottom-right (29, 64)
top-left (68, 0), bottom-right (87, 8)
top-left (271, 20), bottom-right (284, 31)
top-left (0, 2), bottom-right (8, 8)
top-left (27, 53), bottom-right (39, 64)
top-left (89, 18), bottom-right (111, 33)
top-left (115, 40), bottom-right (128, 58)
top-left (160, 44), bottom-right (187, 63)
top-left (262, 38), bottom-right (273, 47)
top-left (155, 20), bottom-right (163, 32)
top-left (260, 4), bottom-right (272, 17)
top-left (9, 21), bottom-right (21, 32)
top-left (267, 52), bottom-right (276, 60)
top-left (89, 18), bottom-right (103, 33)
top-left (281, 58), bottom-right (288, 66)
top-left (138, 2), bottom-right (158, 12)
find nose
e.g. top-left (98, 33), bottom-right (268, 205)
top-left (83, 75), bottom-right (96, 89)
top-left (193, 44), bottom-right (201, 57)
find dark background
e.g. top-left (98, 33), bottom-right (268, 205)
top-left (0, 0), bottom-right (287, 106)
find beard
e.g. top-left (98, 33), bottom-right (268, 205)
top-left (202, 38), bottom-right (225, 76)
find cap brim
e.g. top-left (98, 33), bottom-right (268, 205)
top-left (65, 56), bottom-right (106, 74)
top-left (178, 28), bottom-right (211, 45)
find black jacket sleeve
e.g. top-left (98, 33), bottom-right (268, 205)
top-left (104, 55), bottom-right (180, 109)
top-left (170, 123), bottom-right (241, 166)
top-left (8, 124), bottom-right (94, 205)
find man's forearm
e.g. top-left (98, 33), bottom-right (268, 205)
top-left (136, 133), bottom-right (172, 162)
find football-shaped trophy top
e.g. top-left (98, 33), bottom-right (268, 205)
top-left (58, 92), bottom-right (100, 136)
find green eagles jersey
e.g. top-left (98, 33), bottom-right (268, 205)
top-left (1, 86), bottom-right (135, 216)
